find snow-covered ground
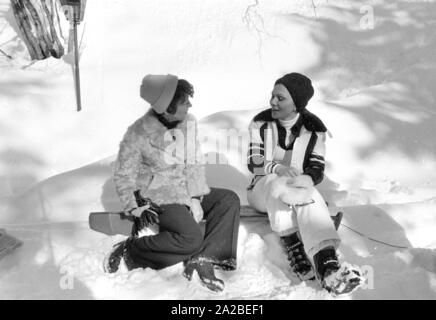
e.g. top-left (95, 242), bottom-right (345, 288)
top-left (1, 0), bottom-right (436, 299)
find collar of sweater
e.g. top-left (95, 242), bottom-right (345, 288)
top-left (278, 113), bottom-right (300, 129)
top-left (141, 108), bottom-right (191, 136)
top-left (152, 110), bottom-right (182, 129)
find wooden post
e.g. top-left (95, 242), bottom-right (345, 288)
top-left (72, 14), bottom-right (81, 111)
top-left (60, 0), bottom-right (86, 112)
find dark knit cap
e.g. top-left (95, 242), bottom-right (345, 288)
top-left (275, 73), bottom-right (314, 112)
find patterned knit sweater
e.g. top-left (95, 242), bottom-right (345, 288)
top-left (247, 108), bottom-right (328, 187)
top-left (113, 109), bottom-right (210, 211)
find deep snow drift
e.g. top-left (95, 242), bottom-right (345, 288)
top-left (1, 0), bottom-right (436, 299)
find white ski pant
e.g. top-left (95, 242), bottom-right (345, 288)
top-left (247, 174), bottom-right (340, 259)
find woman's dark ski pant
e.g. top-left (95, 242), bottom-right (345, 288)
top-left (126, 188), bottom-right (240, 270)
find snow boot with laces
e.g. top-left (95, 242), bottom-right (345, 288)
top-left (182, 258), bottom-right (225, 292)
top-left (280, 232), bottom-right (315, 281)
top-left (313, 246), bottom-right (364, 295)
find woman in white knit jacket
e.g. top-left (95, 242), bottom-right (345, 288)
top-left (104, 74), bottom-right (240, 293)
top-left (247, 73), bottom-right (362, 295)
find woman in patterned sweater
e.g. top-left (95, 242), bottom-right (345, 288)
top-left (246, 73), bottom-right (362, 295)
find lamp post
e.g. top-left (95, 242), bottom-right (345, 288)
top-left (60, 0), bottom-right (86, 112)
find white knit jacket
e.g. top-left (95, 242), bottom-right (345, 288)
top-left (113, 109), bottom-right (210, 211)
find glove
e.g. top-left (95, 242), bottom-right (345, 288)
top-left (274, 164), bottom-right (301, 178)
top-left (190, 197), bottom-right (204, 223)
top-left (130, 205), bottom-right (161, 226)
top-left (278, 175), bottom-right (315, 206)
top-left (291, 174), bottom-right (314, 188)
top-left (129, 190), bottom-right (164, 235)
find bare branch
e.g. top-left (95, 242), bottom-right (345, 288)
top-left (0, 48), bottom-right (13, 59)
top-left (243, 0), bottom-right (267, 61)
top-left (311, 0), bottom-right (318, 19)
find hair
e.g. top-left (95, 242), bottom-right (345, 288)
top-left (166, 79), bottom-right (194, 114)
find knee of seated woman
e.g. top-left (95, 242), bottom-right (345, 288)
top-left (268, 176), bottom-right (293, 199)
top-left (213, 189), bottom-right (240, 209)
top-left (178, 230), bottom-right (203, 254)
top-left (222, 189), bottom-right (240, 206)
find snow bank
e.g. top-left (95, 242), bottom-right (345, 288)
top-left (1, 107), bottom-right (436, 299)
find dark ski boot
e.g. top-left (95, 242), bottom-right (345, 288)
top-left (280, 232), bottom-right (315, 281)
top-left (183, 259), bottom-right (225, 292)
top-left (313, 246), bottom-right (364, 295)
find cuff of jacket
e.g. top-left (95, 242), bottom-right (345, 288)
top-left (120, 195), bottom-right (139, 212)
top-left (185, 165), bottom-right (211, 197)
top-left (124, 204), bottom-right (138, 212)
top-left (188, 183), bottom-right (211, 198)
top-left (265, 161), bottom-right (279, 174)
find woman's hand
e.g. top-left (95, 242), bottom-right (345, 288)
top-left (128, 197), bottom-right (163, 229)
top-left (274, 164), bottom-right (301, 178)
top-left (130, 205), bottom-right (160, 224)
top-left (190, 198), bottom-right (204, 223)
top-left (292, 174), bottom-right (314, 187)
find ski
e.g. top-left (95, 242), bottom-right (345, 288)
top-left (89, 207), bottom-right (344, 236)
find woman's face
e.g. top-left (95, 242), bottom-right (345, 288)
top-left (270, 84), bottom-right (297, 120)
top-left (164, 96), bottom-right (192, 122)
